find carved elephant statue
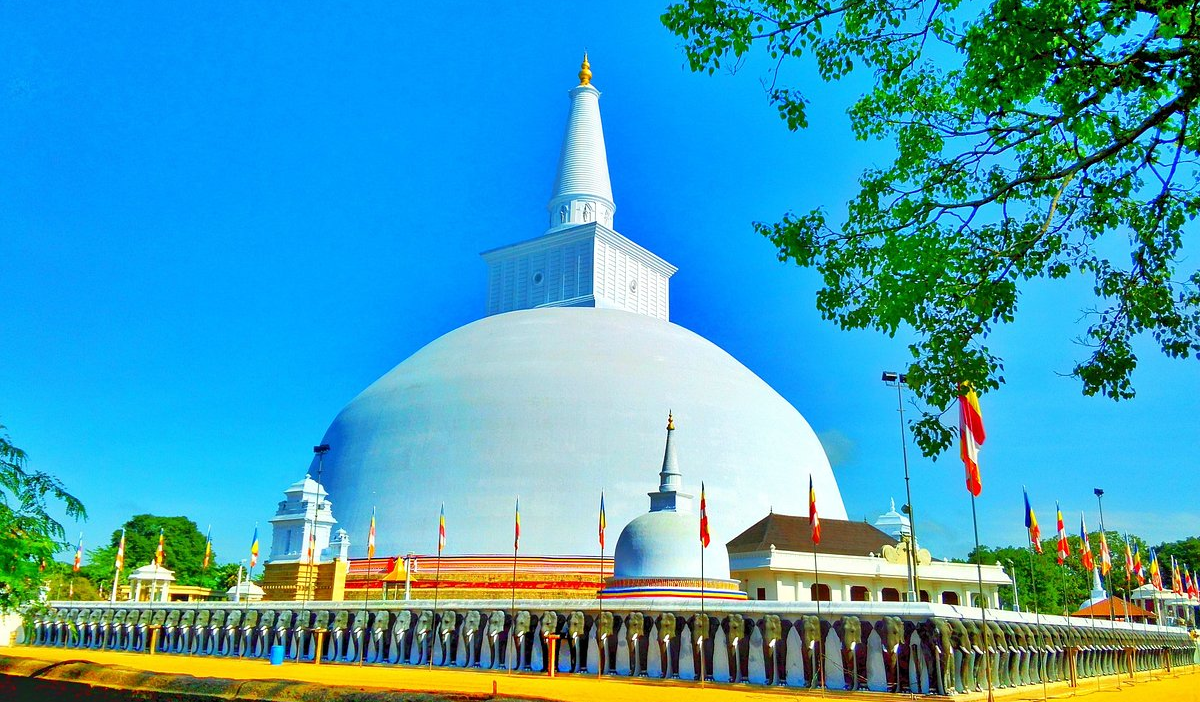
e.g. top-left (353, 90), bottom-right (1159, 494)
top-left (461, 610), bottom-right (484, 668)
top-left (760, 614), bottom-right (791, 686)
top-left (388, 610), bottom-right (415, 665)
top-left (566, 610), bottom-right (592, 673)
top-left (656, 612), bottom-right (682, 678)
top-left (539, 611), bottom-right (566, 673)
top-left (834, 615), bottom-right (866, 691)
top-left (798, 615), bottom-right (824, 689)
top-left (413, 610), bottom-right (436, 665)
top-left (437, 610), bottom-right (462, 666)
top-left (875, 617), bottom-right (907, 693)
top-left (512, 611), bottom-right (536, 671)
top-left (326, 610), bottom-right (350, 662)
top-left (689, 613), bottom-right (716, 682)
top-left (722, 614), bottom-right (752, 683)
top-left (625, 612), bottom-right (652, 677)
top-left (949, 618), bottom-right (974, 693)
top-left (595, 610), bottom-right (621, 675)
top-left (921, 617), bottom-right (955, 696)
top-left (485, 610), bottom-right (510, 670)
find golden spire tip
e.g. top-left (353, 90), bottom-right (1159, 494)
top-left (667, 411), bottom-right (674, 431)
top-left (578, 52), bottom-right (592, 86)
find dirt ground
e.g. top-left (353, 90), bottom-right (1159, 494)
top-left (3, 645), bottom-right (1200, 702)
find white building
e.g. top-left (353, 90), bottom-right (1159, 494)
top-left (267, 474), bottom-right (338, 564)
top-left (313, 57), bottom-right (846, 558)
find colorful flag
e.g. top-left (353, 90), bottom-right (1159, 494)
top-left (513, 499), bottom-right (520, 552)
top-left (700, 482), bottom-right (711, 548)
top-left (437, 503), bottom-right (446, 554)
top-left (115, 529), bottom-right (126, 572)
top-left (249, 525), bottom-right (260, 568)
top-left (1123, 537), bottom-right (1134, 577)
top-left (368, 507), bottom-right (378, 560)
top-left (1098, 530), bottom-right (1112, 576)
top-left (809, 475), bottom-right (821, 545)
top-left (598, 492), bottom-right (606, 550)
top-left (1150, 549), bottom-right (1162, 591)
top-left (1023, 488), bottom-right (1042, 553)
top-left (959, 384), bottom-right (986, 496)
top-left (202, 526), bottom-right (212, 570)
top-left (308, 526), bottom-right (317, 565)
top-left (1055, 502), bottom-right (1069, 565)
top-left (155, 528), bottom-right (165, 567)
top-left (73, 533), bottom-right (84, 572)
top-left (1133, 543), bottom-right (1145, 585)
top-left (1190, 568), bottom-right (1198, 599)
top-left (1172, 556), bottom-right (1182, 594)
top-left (1080, 514), bottom-right (1094, 571)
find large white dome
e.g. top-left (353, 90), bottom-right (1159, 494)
top-left (315, 307), bottom-right (846, 557)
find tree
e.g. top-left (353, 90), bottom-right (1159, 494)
top-left (0, 422), bottom-right (86, 611)
top-left (662, 0), bottom-right (1200, 455)
top-left (97, 515), bottom-right (216, 588)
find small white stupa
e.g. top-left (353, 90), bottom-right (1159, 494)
top-left (601, 414), bottom-right (746, 600)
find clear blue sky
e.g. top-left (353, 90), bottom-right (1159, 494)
top-left (3, 3), bottom-right (1197, 567)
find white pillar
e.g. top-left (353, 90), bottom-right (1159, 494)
top-left (132, 580), bottom-right (142, 601)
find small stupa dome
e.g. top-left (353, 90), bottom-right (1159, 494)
top-left (614, 511), bottom-right (728, 579)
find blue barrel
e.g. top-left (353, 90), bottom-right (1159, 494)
top-left (269, 644), bottom-right (284, 666)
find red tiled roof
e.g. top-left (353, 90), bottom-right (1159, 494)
top-left (726, 513), bottom-right (898, 557)
top-left (1072, 597), bottom-right (1157, 619)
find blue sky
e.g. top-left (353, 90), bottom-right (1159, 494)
top-left (3, 3), bottom-right (1197, 567)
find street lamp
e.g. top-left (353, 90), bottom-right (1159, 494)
top-left (882, 370), bottom-right (920, 602)
top-left (1006, 559), bottom-right (1021, 612)
top-left (1094, 487), bottom-right (1118, 623)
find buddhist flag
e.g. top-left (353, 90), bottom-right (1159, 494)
top-left (1150, 549), bottom-right (1162, 591)
top-left (155, 528), bottom-right (165, 567)
top-left (1123, 537), bottom-right (1134, 577)
top-left (598, 492), bottom-right (607, 550)
top-left (513, 498), bottom-right (520, 552)
top-left (959, 384), bottom-right (985, 496)
top-left (115, 529), bottom-right (126, 572)
top-left (809, 475), bottom-right (821, 545)
top-left (1190, 568), bottom-right (1198, 599)
top-left (202, 526), bottom-right (212, 570)
top-left (249, 525), bottom-right (260, 568)
top-left (1133, 543), bottom-right (1145, 585)
top-left (437, 503), bottom-right (446, 554)
top-left (308, 526), bottom-right (317, 565)
top-left (1172, 556), bottom-right (1182, 594)
top-left (1080, 514), bottom-right (1094, 570)
top-left (1099, 530), bottom-right (1112, 576)
top-left (1055, 502), bottom-right (1069, 565)
top-left (700, 482), bottom-right (711, 548)
top-left (368, 507), bottom-right (377, 560)
top-left (1023, 488), bottom-right (1042, 553)
top-left (73, 533), bottom-right (84, 572)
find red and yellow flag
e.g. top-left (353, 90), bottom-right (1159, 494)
top-left (115, 529), bottom-right (126, 572)
top-left (513, 499), bottom-right (520, 552)
top-left (1133, 544), bottom-right (1145, 585)
top-left (700, 482), bottom-right (711, 548)
top-left (809, 475), bottom-right (821, 545)
top-left (1055, 503), bottom-right (1070, 565)
top-left (368, 507), bottom-right (377, 560)
top-left (154, 528), bottom-right (165, 567)
top-left (73, 534), bottom-right (83, 572)
top-left (1080, 514), bottom-right (1094, 571)
top-left (959, 385), bottom-right (985, 496)
top-left (1023, 489), bottom-right (1042, 554)
top-left (1150, 549), bottom-right (1162, 591)
top-left (1099, 531), bottom-right (1112, 576)
top-left (437, 503), bottom-right (446, 554)
top-left (598, 492), bottom-right (606, 550)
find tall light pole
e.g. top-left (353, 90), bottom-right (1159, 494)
top-left (882, 371), bottom-right (920, 602)
top-left (1007, 559), bottom-right (1021, 612)
top-left (1095, 488), bottom-right (1116, 623)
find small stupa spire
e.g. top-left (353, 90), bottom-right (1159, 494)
top-left (648, 411), bottom-right (692, 512)
top-left (578, 52), bottom-right (592, 86)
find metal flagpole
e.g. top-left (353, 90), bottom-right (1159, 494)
top-left (431, 505), bottom-right (444, 670)
top-left (810, 475), bottom-right (826, 694)
top-left (510, 497), bottom-right (518, 674)
top-left (1094, 489), bottom-right (1119, 689)
top-left (1027, 541), bottom-right (1047, 700)
top-left (597, 491), bottom-right (605, 680)
top-left (970, 495), bottom-right (995, 702)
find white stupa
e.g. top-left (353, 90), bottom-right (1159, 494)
top-left (315, 56), bottom-right (846, 557)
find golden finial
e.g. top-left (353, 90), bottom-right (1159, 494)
top-left (667, 411), bottom-right (674, 431)
top-left (578, 52), bottom-right (592, 86)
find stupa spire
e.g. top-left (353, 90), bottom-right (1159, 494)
top-left (547, 54), bottom-right (614, 232)
top-left (649, 412), bottom-right (691, 512)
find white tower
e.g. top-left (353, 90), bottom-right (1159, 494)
top-left (481, 55), bottom-right (677, 320)
top-left (267, 474), bottom-right (338, 564)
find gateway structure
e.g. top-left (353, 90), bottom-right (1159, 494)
top-left (315, 57), bottom-right (846, 558)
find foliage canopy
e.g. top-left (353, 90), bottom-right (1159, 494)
top-left (663, 0), bottom-right (1200, 455)
top-left (0, 422), bottom-right (86, 611)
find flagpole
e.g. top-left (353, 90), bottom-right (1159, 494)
top-left (597, 491), bottom-right (605, 680)
top-left (969, 495), bottom-right (995, 702)
top-left (810, 474), bottom-right (825, 692)
top-left (1026, 539), bottom-right (1047, 700)
top-left (360, 509), bottom-right (374, 667)
top-left (510, 496), bottom-right (518, 673)
top-left (431, 503), bottom-right (443, 670)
